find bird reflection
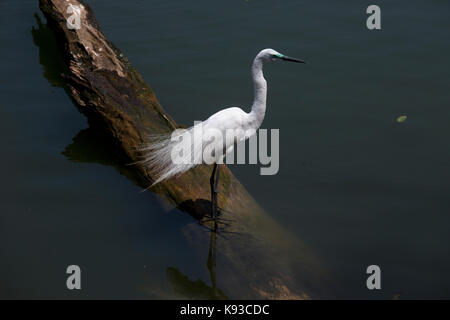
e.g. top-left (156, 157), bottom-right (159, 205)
top-left (166, 229), bottom-right (227, 300)
top-left (207, 230), bottom-right (219, 297)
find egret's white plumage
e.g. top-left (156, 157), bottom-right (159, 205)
top-left (138, 49), bottom-right (304, 186)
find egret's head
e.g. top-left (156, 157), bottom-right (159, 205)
top-left (257, 48), bottom-right (305, 64)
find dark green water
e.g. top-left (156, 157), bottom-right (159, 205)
top-left (1, 0), bottom-right (449, 299)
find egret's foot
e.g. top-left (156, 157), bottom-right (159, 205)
top-left (203, 208), bottom-right (222, 222)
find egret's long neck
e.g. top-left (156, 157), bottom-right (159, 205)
top-left (249, 57), bottom-right (267, 129)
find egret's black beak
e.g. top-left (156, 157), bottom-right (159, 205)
top-left (280, 55), bottom-right (305, 64)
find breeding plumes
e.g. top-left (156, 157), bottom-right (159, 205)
top-left (138, 48), bottom-right (305, 231)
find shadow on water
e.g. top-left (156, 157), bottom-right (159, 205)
top-left (31, 13), bottom-right (68, 88)
top-left (61, 126), bottom-right (145, 186)
top-left (32, 13), bottom-right (332, 299)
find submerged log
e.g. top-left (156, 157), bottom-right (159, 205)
top-left (39, 0), bottom-right (328, 299)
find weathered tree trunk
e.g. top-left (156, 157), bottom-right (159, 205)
top-left (39, 0), bottom-right (327, 299)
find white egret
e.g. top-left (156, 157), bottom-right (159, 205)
top-left (139, 48), bottom-right (305, 231)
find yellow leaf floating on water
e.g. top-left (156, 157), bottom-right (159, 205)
top-left (397, 115), bottom-right (407, 123)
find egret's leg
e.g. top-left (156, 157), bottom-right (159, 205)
top-left (209, 163), bottom-right (219, 232)
top-left (213, 164), bottom-right (221, 231)
top-left (210, 163), bottom-right (217, 215)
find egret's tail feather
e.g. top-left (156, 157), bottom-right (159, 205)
top-left (137, 124), bottom-right (204, 187)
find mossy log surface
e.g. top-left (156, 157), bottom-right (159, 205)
top-left (39, 0), bottom-right (327, 299)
